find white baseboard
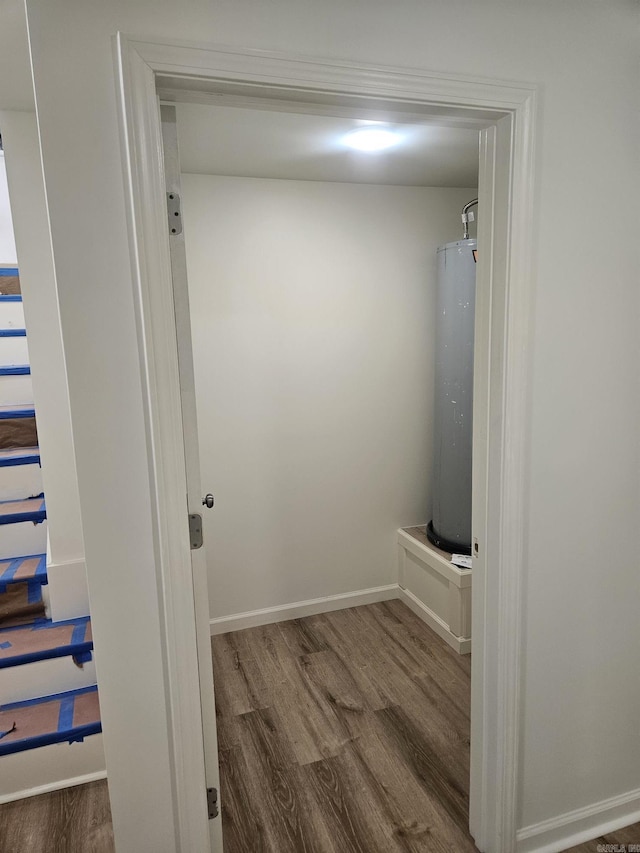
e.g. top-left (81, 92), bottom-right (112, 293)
top-left (398, 587), bottom-right (471, 654)
top-left (0, 770), bottom-right (108, 805)
top-left (210, 584), bottom-right (399, 635)
top-left (0, 734), bottom-right (106, 803)
top-left (516, 787), bottom-right (640, 853)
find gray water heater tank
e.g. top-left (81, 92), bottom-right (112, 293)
top-left (427, 238), bottom-right (477, 555)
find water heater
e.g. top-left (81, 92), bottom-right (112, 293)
top-left (427, 238), bottom-right (477, 555)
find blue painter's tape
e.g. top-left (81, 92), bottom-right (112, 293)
top-left (0, 451), bottom-right (40, 468)
top-left (0, 615), bottom-right (87, 635)
top-left (0, 514), bottom-right (45, 525)
top-left (0, 721), bottom-right (102, 757)
top-left (0, 509), bottom-right (46, 525)
top-left (0, 365), bottom-right (30, 376)
top-left (0, 558), bottom-right (22, 583)
top-left (27, 583), bottom-right (42, 605)
top-left (0, 617), bottom-right (92, 668)
top-left (0, 642), bottom-right (11, 650)
top-left (73, 651), bottom-right (92, 665)
top-left (1, 685), bottom-right (96, 712)
top-left (57, 696), bottom-right (75, 733)
top-left (0, 495), bottom-right (46, 526)
top-left (0, 407), bottom-right (35, 420)
top-left (0, 329), bottom-right (26, 337)
top-left (0, 269), bottom-right (18, 276)
top-left (0, 295), bottom-right (21, 302)
top-left (70, 621), bottom-right (88, 645)
top-left (35, 556), bottom-right (47, 580)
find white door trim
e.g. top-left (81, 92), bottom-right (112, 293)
top-left (114, 43), bottom-right (212, 852)
top-left (114, 33), bottom-right (537, 853)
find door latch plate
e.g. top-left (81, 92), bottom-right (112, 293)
top-left (167, 192), bottom-right (182, 235)
top-left (189, 513), bottom-right (203, 549)
top-left (207, 786), bottom-right (219, 819)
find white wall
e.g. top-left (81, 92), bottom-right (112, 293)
top-left (0, 153), bottom-right (18, 264)
top-left (0, 2), bottom-right (33, 112)
top-left (182, 175), bottom-right (476, 619)
top-left (20, 1), bottom-right (639, 850)
top-left (1, 112), bottom-right (89, 623)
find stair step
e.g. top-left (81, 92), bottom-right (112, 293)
top-left (0, 685), bottom-right (101, 757)
top-left (0, 329), bottom-right (26, 338)
top-left (0, 653), bottom-right (97, 707)
top-left (0, 496), bottom-right (46, 525)
top-left (0, 404), bottom-right (36, 421)
top-left (0, 456), bottom-right (43, 502)
top-left (0, 518), bottom-right (47, 561)
top-left (0, 464), bottom-right (43, 503)
top-left (0, 555), bottom-right (47, 628)
top-left (0, 616), bottom-right (92, 668)
top-left (0, 447), bottom-right (40, 468)
top-left (0, 268), bottom-right (19, 280)
top-left (0, 405), bottom-right (39, 460)
top-left (0, 336), bottom-right (29, 366)
top-left (0, 366), bottom-right (30, 376)
top-left (0, 302), bottom-right (25, 333)
top-left (0, 375), bottom-right (32, 407)
top-left (0, 555), bottom-right (47, 587)
top-left (0, 582), bottom-right (44, 628)
top-left (0, 405), bottom-right (35, 420)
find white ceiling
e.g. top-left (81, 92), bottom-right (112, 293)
top-left (175, 103), bottom-right (479, 188)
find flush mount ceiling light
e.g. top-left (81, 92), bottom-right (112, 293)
top-left (343, 127), bottom-right (402, 152)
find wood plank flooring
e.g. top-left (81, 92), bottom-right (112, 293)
top-left (211, 599), bottom-right (477, 853)
top-left (0, 779), bottom-right (113, 853)
top-left (563, 823), bottom-right (640, 853)
top-left (1, 600), bottom-right (639, 852)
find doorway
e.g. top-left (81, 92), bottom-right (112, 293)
top-left (116, 35), bottom-right (536, 853)
top-left (172, 99), bottom-right (480, 634)
top-left (173, 101), bottom-right (480, 850)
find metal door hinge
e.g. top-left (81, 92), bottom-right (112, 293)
top-left (207, 786), bottom-right (219, 819)
top-left (189, 513), bottom-right (203, 550)
top-left (167, 191), bottom-right (182, 235)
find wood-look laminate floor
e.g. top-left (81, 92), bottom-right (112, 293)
top-left (0, 778), bottom-right (113, 853)
top-left (564, 824), bottom-right (640, 853)
top-left (1, 599), bottom-right (639, 853)
top-left (211, 599), bottom-right (477, 853)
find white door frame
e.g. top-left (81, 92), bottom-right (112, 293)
top-left (115, 33), bottom-right (537, 853)
top-left (160, 104), bottom-right (223, 853)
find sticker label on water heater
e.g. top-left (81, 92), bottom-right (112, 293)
top-left (451, 554), bottom-right (472, 570)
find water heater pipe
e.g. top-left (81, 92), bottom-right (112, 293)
top-left (461, 198), bottom-right (478, 240)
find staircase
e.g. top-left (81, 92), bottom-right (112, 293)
top-left (0, 269), bottom-right (101, 786)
